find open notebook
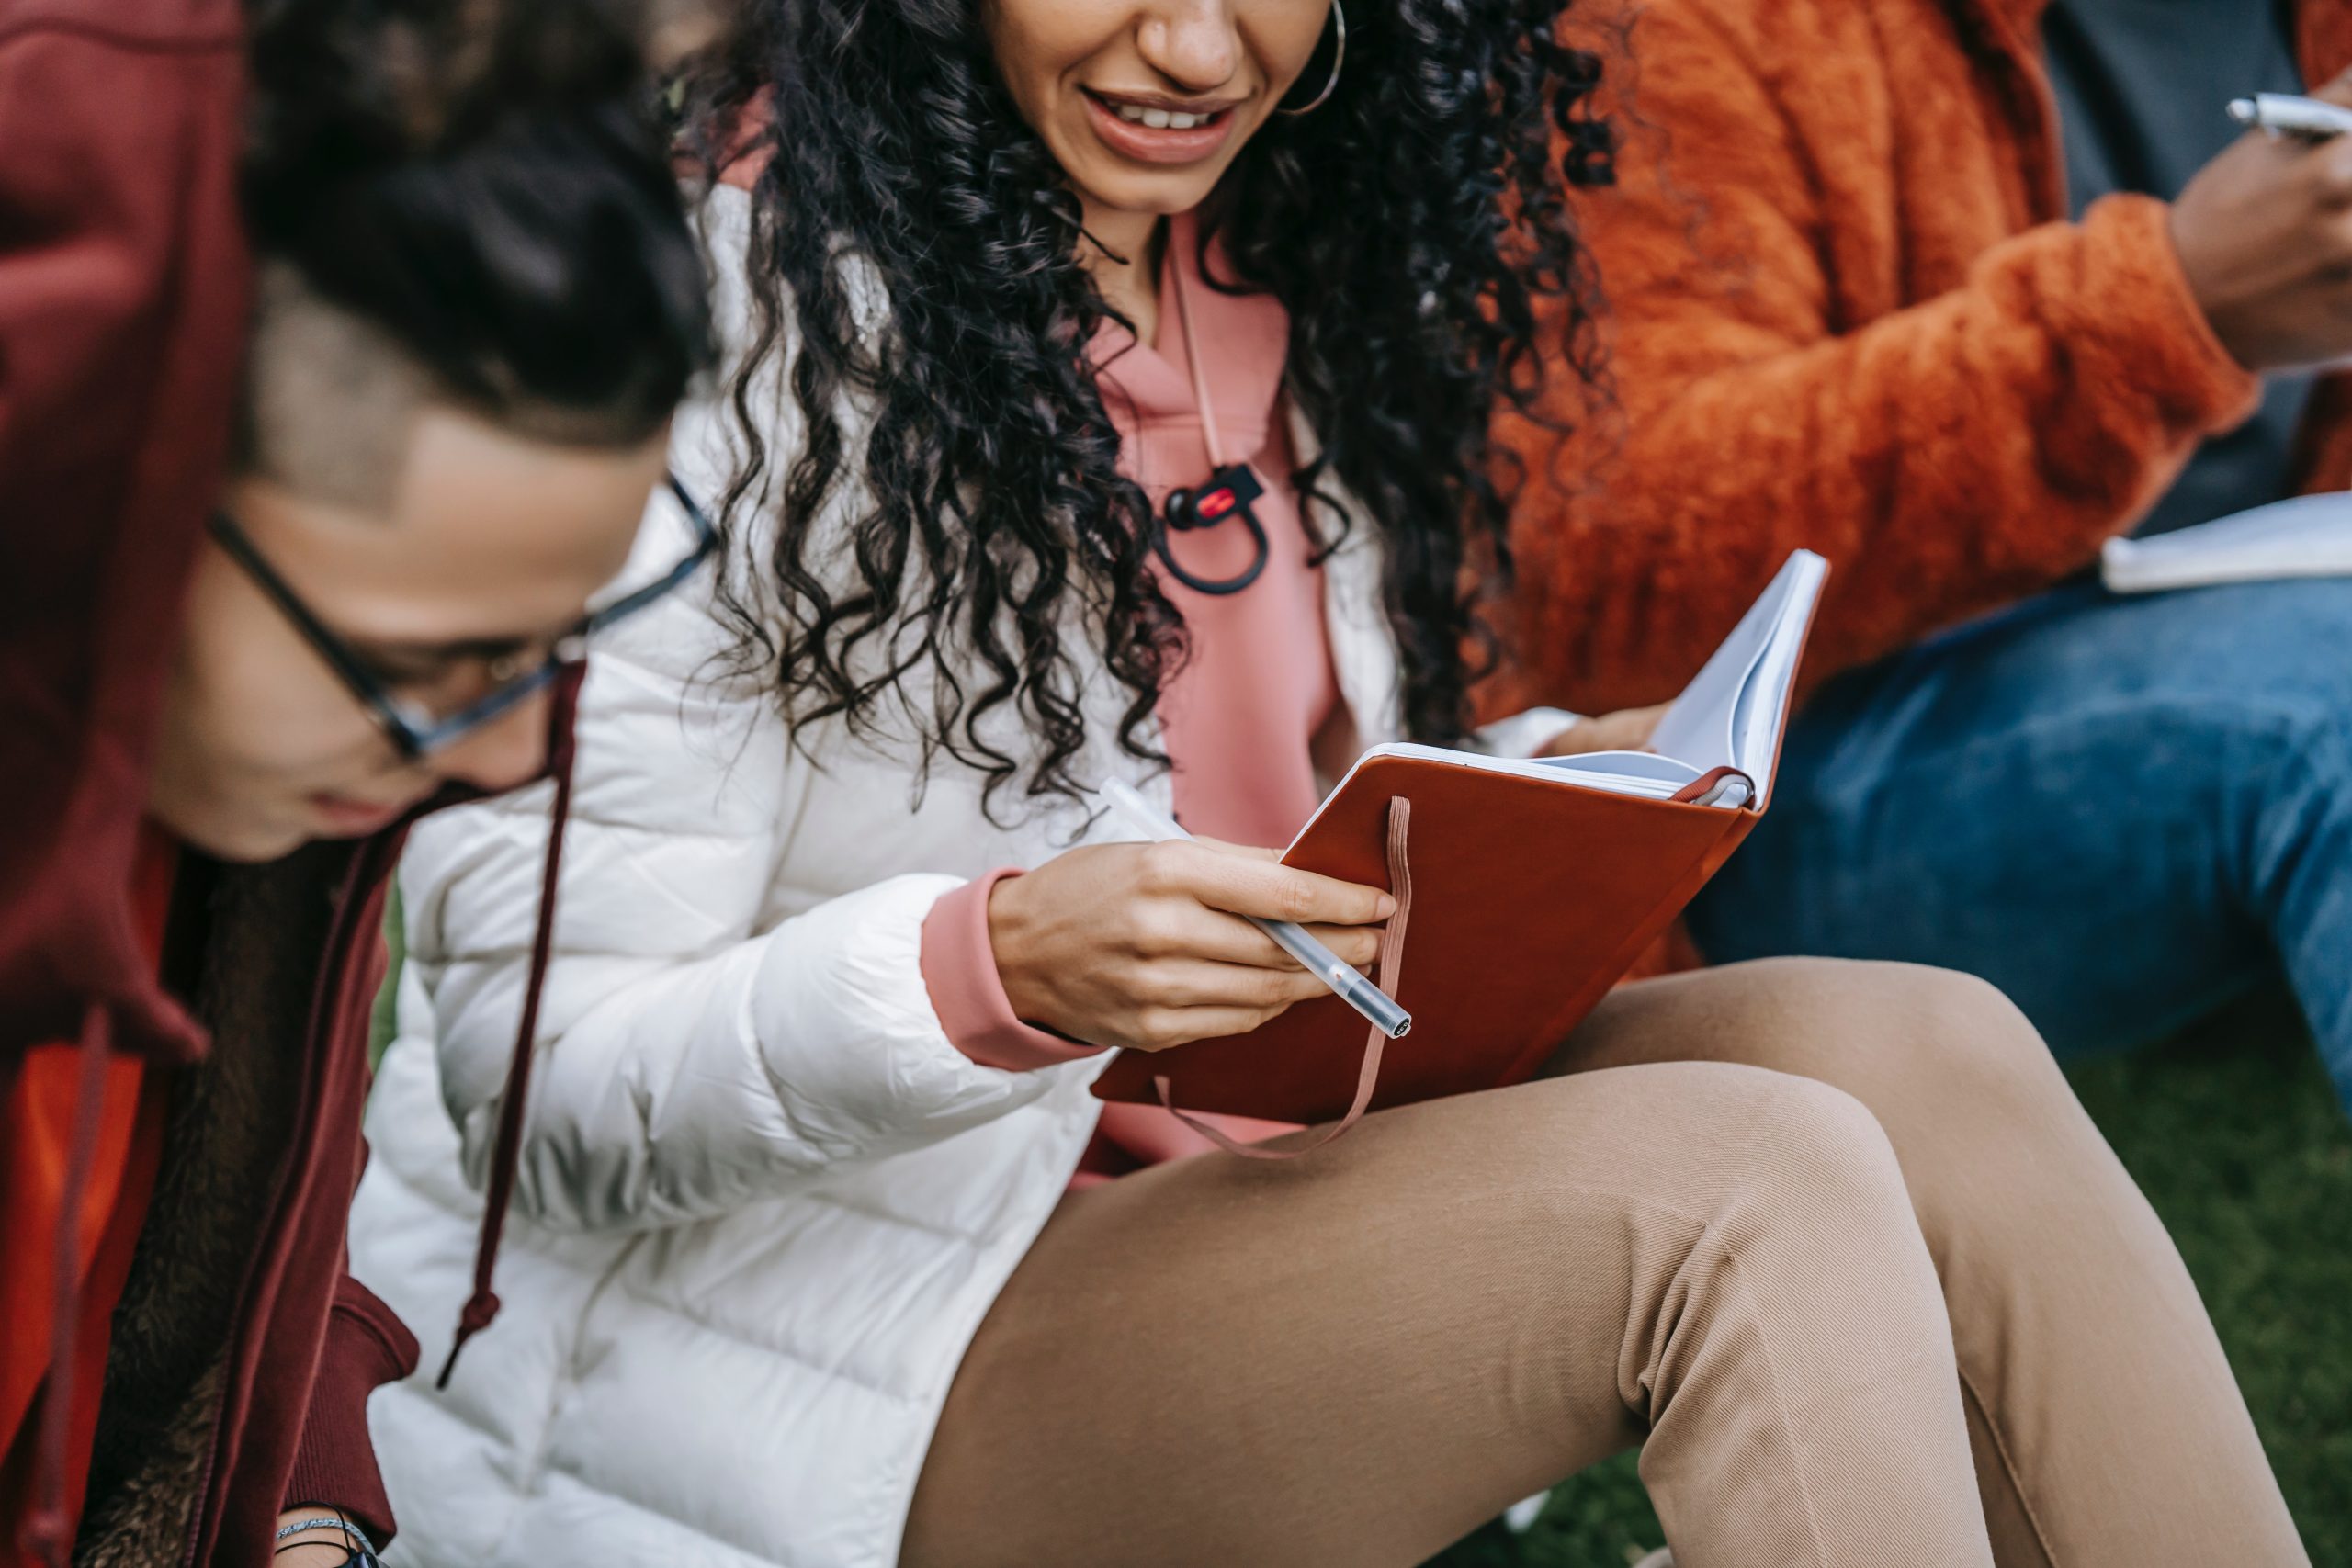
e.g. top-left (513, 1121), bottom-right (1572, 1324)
top-left (1093, 549), bottom-right (1829, 1124)
top-left (1326, 547), bottom-right (1827, 816)
top-left (2102, 492), bottom-right (2352, 594)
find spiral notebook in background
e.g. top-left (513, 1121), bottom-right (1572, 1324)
top-left (1093, 549), bottom-right (1830, 1124)
top-left (2101, 492), bottom-right (2352, 593)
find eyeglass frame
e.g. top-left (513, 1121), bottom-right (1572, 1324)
top-left (207, 472), bottom-right (718, 761)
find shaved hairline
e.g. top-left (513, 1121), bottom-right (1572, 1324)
top-left (235, 261), bottom-right (677, 514)
top-left (235, 263), bottom-right (430, 513)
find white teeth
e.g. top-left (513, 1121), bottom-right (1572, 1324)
top-left (1111, 102), bottom-right (1209, 130)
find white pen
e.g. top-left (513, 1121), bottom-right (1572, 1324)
top-left (2229, 93), bottom-right (2352, 141)
top-left (1095, 778), bottom-right (1412, 1041)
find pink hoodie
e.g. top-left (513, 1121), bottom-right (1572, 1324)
top-left (919, 212), bottom-right (1340, 1179)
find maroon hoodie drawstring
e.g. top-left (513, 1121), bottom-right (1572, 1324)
top-left (18, 1002), bottom-right (117, 1568)
top-left (436, 721), bottom-right (579, 1390)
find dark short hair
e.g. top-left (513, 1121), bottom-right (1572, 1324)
top-left (237, 2), bottom-right (716, 497)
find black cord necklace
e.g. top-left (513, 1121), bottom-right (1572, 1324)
top-left (1155, 467), bottom-right (1268, 595)
top-left (1148, 244), bottom-right (1272, 597)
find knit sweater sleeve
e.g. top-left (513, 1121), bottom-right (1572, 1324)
top-left (1493, 0), bottom-right (2260, 715)
top-left (280, 1274), bottom-right (419, 1546)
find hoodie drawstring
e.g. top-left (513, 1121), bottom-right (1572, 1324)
top-left (436, 712), bottom-right (581, 1390)
top-left (18, 1001), bottom-right (115, 1568)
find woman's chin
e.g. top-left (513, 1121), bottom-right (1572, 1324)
top-left (1071, 166), bottom-right (1227, 227)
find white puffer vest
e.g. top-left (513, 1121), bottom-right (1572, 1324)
top-left (349, 185), bottom-right (1568, 1567)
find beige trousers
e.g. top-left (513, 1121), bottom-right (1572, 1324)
top-left (903, 960), bottom-right (2305, 1568)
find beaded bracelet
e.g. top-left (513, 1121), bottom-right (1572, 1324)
top-left (275, 1509), bottom-right (378, 1562)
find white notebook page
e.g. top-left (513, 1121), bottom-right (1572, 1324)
top-left (1296, 550), bottom-right (1828, 837)
top-left (1647, 549), bottom-right (1828, 804)
top-left (2101, 492), bottom-right (2352, 594)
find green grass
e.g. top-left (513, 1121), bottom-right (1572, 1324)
top-left (1430, 992), bottom-right (2352, 1567)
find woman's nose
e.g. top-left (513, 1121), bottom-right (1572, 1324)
top-left (1136, 0), bottom-right (1241, 92)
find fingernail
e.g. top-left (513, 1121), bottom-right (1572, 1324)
top-left (1375, 895), bottom-right (1397, 918)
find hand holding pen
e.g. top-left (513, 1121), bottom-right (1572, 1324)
top-left (1095, 780), bottom-right (1411, 1040)
top-left (978, 783), bottom-right (1408, 1055)
top-left (2172, 75), bottom-right (2352, 375)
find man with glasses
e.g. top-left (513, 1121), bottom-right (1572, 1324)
top-left (0, 5), bottom-right (716, 1562)
top-left (208, 474), bottom-right (714, 777)
top-left (177, 440), bottom-right (717, 860)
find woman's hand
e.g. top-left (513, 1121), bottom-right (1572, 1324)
top-left (987, 838), bottom-right (1396, 1053)
top-left (1540, 704), bottom-right (1670, 757)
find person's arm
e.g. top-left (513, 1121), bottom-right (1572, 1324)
top-left (922, 869), bottom-right (1108, 1071)
top-left (403, 568), bottom-right (1097, 1235)
top-left (273, 1276), bottom-right (419, 1562)
top-left (1466, 706), bottom-right (1586, 759)
top-left (1497, 0), bottom-right (2261, 714)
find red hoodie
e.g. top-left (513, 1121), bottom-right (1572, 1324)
top-left (0, 0), bottom-right (236, 1066)
top-left (1, 2), bottom-right (412, 1561)
top-left (2, 3), bottom-right (597, 1557)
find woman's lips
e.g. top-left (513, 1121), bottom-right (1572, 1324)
top-left (310, 791), bottom-right (411, 837)
top-left (1082, 92), bottom-right (1242, 165)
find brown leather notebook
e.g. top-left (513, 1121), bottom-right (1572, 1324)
top-left (1093, 550), bottom-right (1828, 1125)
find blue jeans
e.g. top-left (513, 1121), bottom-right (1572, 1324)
top-left (1687, 577), bottom-right (2352, 1114)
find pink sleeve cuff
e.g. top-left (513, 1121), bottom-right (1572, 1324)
top-left (922, 869), bottom-right (1108, 1072)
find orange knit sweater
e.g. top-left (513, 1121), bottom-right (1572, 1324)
top-left (1494, 0), bottom-right (2352, 717)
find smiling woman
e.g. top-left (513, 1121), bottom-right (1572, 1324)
top-left (988, 0), bottom-right (1325, 201)
top-left (674, 0), bottom-right (1614, 808)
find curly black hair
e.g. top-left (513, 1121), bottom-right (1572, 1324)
top-left (681, 0), bottom-right (1611, 813)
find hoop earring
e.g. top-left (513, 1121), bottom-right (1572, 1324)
top-left (1277, 0), bottom-right (1345, 118)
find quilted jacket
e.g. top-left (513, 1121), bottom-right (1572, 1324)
top-left (349, 186), bottom-right (1568, 1568)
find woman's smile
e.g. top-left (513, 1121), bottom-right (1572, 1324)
top-left (1080, 86), bottom-right (1247, 165)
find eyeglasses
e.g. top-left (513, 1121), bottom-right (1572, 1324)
top-left (209, 473), bottom-right (718, 760)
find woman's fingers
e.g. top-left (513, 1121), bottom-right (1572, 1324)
top-left (1186, 836), bottom-right (1283, 862)
top-left (1160, 957), bottom-right (1348, 1009)
top-left (1138, 905), bottom-right (1382, 969)
top-left (992, 840), bottom-right (1391, 1052)
top-left (1119, 997), bottom-right (1305, 1054)
top-left (1156, 842), bottom-right (1385, 963)
top-left (1139, 840), bottom-right (1394, 928)
top-left (1542, 703), bottom-right (1672, 757)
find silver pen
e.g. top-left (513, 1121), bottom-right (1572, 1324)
top-left (1095, 778), bottom-right (1412, 1041)
top-left (2229, 93), bottom-right (2352, 141)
